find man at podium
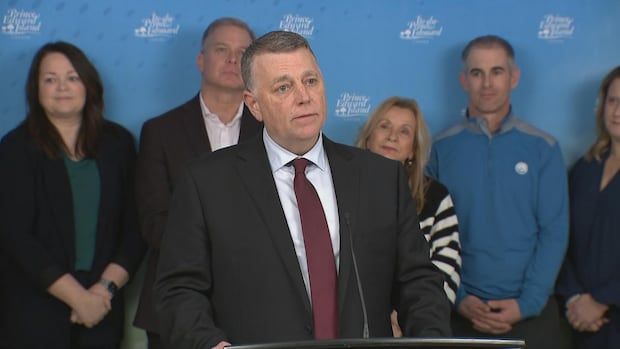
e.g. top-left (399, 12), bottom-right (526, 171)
top-left (154, 30), bottom-right (451, 348)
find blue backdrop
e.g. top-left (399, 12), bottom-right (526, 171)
top-left (2, 0), bottom-right (619, 165)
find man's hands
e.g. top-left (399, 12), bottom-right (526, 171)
top-left (458, 295), bottom-right (521, 334)
top-left (566, 294), bottom-right (608, 332)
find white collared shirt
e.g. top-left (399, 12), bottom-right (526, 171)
top-left (263, 128), bottom-right (340, 298)
top-left (199, 93), bottom-right (244, 151)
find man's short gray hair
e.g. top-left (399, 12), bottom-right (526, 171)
top-left (201, 17), bottom-right (255, 47)
top-left (241, 31), bottom-right (316, 90)
top-left (461, 34), bottom-right (516, 69)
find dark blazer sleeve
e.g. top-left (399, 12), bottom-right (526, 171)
top-left (106, 126), bottom-right (146, 275)
top-left (555, 161), bottom-right (585, 303)
top-left (136, 119), bottom-right (171, 249)
top-left (555, 258), bottom-right (583, 304)
top-left (590, 278), bottom-right (620, 308)
top-left (155, 165), bottom-right (227, 348)
top-left (0, 130), bottom-right (67, 289)
top-left (394, 165), bottom-right (452, 337)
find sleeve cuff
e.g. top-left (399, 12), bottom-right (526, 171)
top-left (516, 295), bottom-right (546, 319)
top-left (455, 286), bottom-right (468, 308)
top-left (39, 264), bottom-right (68, 290)
top-left (565, 294), bottom-right (581, 307)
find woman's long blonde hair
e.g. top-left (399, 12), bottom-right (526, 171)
top-left (356, 97), bottom-right (431, 213)
top-left (586, 66), bottom-right (620, 162)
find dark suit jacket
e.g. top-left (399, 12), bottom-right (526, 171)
top-left (155, 134), bottom-right (451, 348)
top-left (134, 95), bottom-right (261, 332)
top-left (0, 122), bottom-right (145, 348)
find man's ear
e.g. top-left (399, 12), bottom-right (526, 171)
top-left (459, 71), bottom-right (468, 92)
top-left (510, 66), bottom-right (521, 90)
top-left (196, 52), bottom-right (204, 74)
top-left (244, 90), bottom-right (262, 122)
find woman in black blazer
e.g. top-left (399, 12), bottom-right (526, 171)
top-left (0, 42), bottom-right (145, 348)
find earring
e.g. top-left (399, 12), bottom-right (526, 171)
top-left (405, 158), bottom-right (413, 167)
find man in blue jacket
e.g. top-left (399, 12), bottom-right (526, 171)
top-left (428, 35), bottom-right (569, 349)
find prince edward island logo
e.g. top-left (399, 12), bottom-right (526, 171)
top-left (2, 9), bottom-right (41, 37)
top-left (538, 15), bottom-right (574, 41)
top-left (335, 93), bottom-right (371, 118)
top-left (279, 14), bottom-right (314, 38)
top-left (400, 16), bottom-right (442, 42)
top-left (134, 12), bottom-right (180, 40)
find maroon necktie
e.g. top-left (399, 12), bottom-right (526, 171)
top-left (292, 158), bottom-right (338, 339)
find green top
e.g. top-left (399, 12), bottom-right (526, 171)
top-left (63, 155), bottom-right (100, 271)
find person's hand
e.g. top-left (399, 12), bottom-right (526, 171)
top-left (88, 282), bottom-right (113, 302)
top-left (212, 341), bottom-right (231, 349)
top-left (566, 293), bottom-right (608, 332)
top-left (458, 295), bottom-right (491, 320)
top-left (471, 315), bottom-right (512, 335)
top-left (486, 298), bottom-right (521, 325)
top-left (71, 283), bottom-right (113, 326)
top-left (458, 295), bottom-right (511, 334)
top-left (582, 318), bottom-right (608, 332)
top-left (70, 290), bottom-right (111, 328)
top-left (390, 310), bottom-right (403, 337)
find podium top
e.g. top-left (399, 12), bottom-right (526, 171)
top-left (228, 338), bottom-right (525, 349)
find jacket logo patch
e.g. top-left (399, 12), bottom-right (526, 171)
top-left (515, 161), bottom-right (528, 175)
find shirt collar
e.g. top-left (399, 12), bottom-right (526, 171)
top-left (465, 105), bottom-right (517, 135)
top-left (199, 92), bottom-right (244, 125)
top-left (263, 128), bottom-right (327, 173)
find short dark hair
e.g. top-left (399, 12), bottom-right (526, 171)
top-left (201, 17), bottom-right (255, 46)
top-left (241, 30), bottom-right (315, 90)
top-left (461, 35), bottom-right (515, 65)
top-left (25, 41), bottom-right (104, 158)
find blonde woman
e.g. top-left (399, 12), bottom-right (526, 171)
top-left (357, 96), bottom-right (461, 334)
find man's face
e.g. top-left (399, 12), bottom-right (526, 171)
top-left (197, 24), bottom-right (252, 92)
top-left (459, 46), bottom-right (520, 118)
top-left (244, 48), bottom-right (327, 155)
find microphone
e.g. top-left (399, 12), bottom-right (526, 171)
top-left (345, 212), bottom-right (369, 339)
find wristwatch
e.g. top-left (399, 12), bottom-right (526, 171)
top-left (98, 278), bottom-right (119, 298)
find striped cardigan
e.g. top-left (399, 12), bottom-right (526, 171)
top-left (419, 177), bottom-right (461, 304)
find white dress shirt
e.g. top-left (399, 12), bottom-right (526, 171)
top-left (263, 128), bottom-right (340, 298)
top-left (199, 93), bottom-right (244, 151)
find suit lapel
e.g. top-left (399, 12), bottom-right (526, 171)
top-left (181, 95), bottom-right (212, 155)
top-left (323, 137), bottom-right (360, 318)
top-left (42, 155), bottom-right (75, 266)
top-left (235, 135), bottom-right (312, 318)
